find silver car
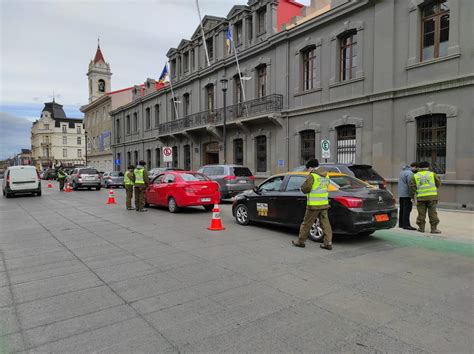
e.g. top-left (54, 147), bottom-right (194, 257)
top-left (198, 164), bottom-right (254, 199)
top-left (101, 171), bottom-right (124, 188)
top-left (69, 167), bottom-right (101, 191)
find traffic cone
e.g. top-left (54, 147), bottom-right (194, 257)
top-left (106, 189), bottom-right (116, 205)
top-left (65, 182), bottom-right (71, 193)
top-left (47, 179), bottom-right (53, 188)
top-left (207, 204), bottom-right (225, 231)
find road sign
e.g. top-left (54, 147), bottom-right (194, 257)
top-left (114, 159), bottom-right (121, 166)
top-left (277, 159), bottom-right (284, 167)
top-left (162, 146), bottom-right (173, 162)
top-left (321, 139), bottom-right (330, 159)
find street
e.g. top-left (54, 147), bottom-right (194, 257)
top-left (0, 181), bottom-right (473, 353)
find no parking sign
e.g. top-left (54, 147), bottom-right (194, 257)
top-left (162, 146), bottom-right (173, 162)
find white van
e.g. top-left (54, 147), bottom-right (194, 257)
top-left (2, 166), bottom-right (41, 198)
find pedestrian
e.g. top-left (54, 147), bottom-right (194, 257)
top-left (124, 165), bottom-right (135, 210)
top-left (292, 158), bottom-right (333, 250)
top-left (134, 160), bottom-right (149, 212)
top-left (398, 162), bottom-right (418, 230)
top-left (409, 161), bottom-right (442, 234)
top-left (57, 165), bottom-right (66, 191)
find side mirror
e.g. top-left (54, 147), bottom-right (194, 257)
top-left (253, 186), bottom-right (261, 194)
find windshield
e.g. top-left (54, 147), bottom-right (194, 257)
top-left (330, 175), bottom-right (368, 189)
top-left (110, 172), bottom-right (123, 177)
top-left (180, 173), bottom-right (209, 181)
top-left (232, 167), bottom-right (252, 177)
top-left (79, 169), bottom-right (98, 175)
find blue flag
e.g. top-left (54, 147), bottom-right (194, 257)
top-left (158, 63), bottom-right (169, 83)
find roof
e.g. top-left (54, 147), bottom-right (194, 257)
top-left (42, 100), bottom-right (67, 119)
top-left (93, 45), bottom-right (105, 63)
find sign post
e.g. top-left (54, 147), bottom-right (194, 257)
top-left (321, 139), bottom-right (331, 163)
top-left (162, 146), bottom-right (173, 168)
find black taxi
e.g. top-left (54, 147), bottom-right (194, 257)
top-left (232, 172), bottom-right (397, 242)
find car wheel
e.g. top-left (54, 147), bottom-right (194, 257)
top-left (235, 204), bottom-right (250, 225)
top-left (359, 231), bottom-right (374, 237)
top-left (204, 205), bottom-right (214, 212)
top-left (168, 197), bottom-right (178, 213)
top-left (36, 190), bottom-right (42, 196)
top-left (309, 218), bottom-right (324, 242)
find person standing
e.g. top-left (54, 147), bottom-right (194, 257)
top-left (57, 166), bottom-right (66, 191)
top-left (134, 160), bottom-right (149, 212)
top-left (398, 162), bottom-right (418, 230)
top-left (124, 165), bottom-right (135, 210)
top-left (292, 159), bottom-right (333, 250)
top-left (409, 161), bottom-right (442, 234)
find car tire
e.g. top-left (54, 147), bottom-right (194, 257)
top-left (36, 190), bottom-right (42, 196)
top-left (168, 197), bottom-right (179, 213)
top-left (204, 205), bottom-right (213, 212)
top-left (309, 218), bottom-right (324, 243)
top-left (5, 191), bottom-right (12, 198)
top-left (235, 204), bottom-right (250, 225)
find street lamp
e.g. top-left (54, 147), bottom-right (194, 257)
top-left (220, 77), bottom-right (228, 164)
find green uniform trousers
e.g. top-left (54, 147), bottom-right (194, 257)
top-left (416, 200), bottom-right (439, 231)
top-left (58, 178), bottom-right (65, 190)
top-left (134, 186), bottom-right (146, 210)
top-left (125, 186), bottom-right (134, 209)
top-left (298, 207), bottom-right (333, 246)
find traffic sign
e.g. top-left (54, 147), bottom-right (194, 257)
top-left (162, 146), bottom-right (173, 162)
top-left (321, 139), bottom-right (330, 159)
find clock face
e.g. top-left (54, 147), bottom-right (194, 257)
top-left (98, 80), bottom-right (105, 92)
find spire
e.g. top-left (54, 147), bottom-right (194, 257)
top-left (93, 38), bottom-right (105, 63)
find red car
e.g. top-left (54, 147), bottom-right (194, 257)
top-left (145, 171), bottom-right (220, 213)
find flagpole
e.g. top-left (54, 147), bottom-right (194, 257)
top-left (229, 25), bottom-right (248, 117)
top-left (196, 0), bottom-right (211, 67)
top-left (167, 62), bottom-right (180, 120)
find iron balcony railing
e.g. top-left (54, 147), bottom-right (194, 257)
top-left (158, 94), bottom-right (283, 136)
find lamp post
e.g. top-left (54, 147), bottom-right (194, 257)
top-left (220, 77), bottom-right (228, 164)
top-left (84, 131), bottom-right (88, 167)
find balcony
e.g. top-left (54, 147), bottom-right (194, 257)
top-left (158, 94), bottom-right (283, 137)
top-left (40, 142), bottom-right (51, 146)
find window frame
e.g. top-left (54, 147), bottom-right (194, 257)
top-left (336, 124), bottom-right (357, 164)
top-left (420, 0), bottom-right (450, 61)
top-left (339, 31), bottom-right (358, 81)
top-left (206, 37), bottom-right (214, 61)
top-left (184, 144), bottom-right (191, 171)
top-left (416, 114), bottom-right (447, 174)
top-left (300, 130), bottom-right (316, 165)
top-left (154, 104), bottom-right (160, 128)
top-left (145, 107), bottom-right (151, 130)
top-left (256, 65), bottom-right (267, 98)
top-left (233, 138), bottom-right (244, 165)
top-left (257, 7), bottom-right (266, 35)
top-left (255, 135), bottom-right (267, 173)
top-left (302, 46), bottom-right (317, 91)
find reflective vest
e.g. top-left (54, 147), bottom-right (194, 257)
top-left (134, 168), bottom-right (145, 185)
top-left (414, 171), bottom-right (438, 198)
top-left (57, 170), bottom-right (65, 178)
top-left (124, 171), bottom-right (134, 186)
top-left (307, 173), bottom-right (330, 206)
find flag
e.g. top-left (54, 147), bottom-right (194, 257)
top-left (226, 25), bottom-right (232, 55)
top-left (158, 63), bottom-right (169, 83)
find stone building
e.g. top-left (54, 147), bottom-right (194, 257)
top-left (31, 101), bottom-right (85, 169)
top-left (111, 0), bottom-right (474, 209)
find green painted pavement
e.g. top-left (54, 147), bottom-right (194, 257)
top-left (374, 230), bottom-right (474, 258)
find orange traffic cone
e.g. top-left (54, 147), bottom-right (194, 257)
top-left (207, 204), bottom-right (225, 231)
top-left (47, 179), bottom-right (53, 188)
top-left (65, 182), bottom-right (71, 193)
top-left (106, 189), bottom-right (116, 204)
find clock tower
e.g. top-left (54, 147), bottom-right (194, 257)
top-left (87, 41), bottom-right (112, 103)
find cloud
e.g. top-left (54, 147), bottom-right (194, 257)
top-left (0, 112), bottom-right (33, 159)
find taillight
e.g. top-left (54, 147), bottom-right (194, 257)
top-left (6, 175), bottom-right (10, 187)
top-left (382, 179), bottom-right (387, 189)
top-left (224, 175), bottom-right (236, 180)
top-left (249, 176), bottom-right (255, 181)
top-left (335, 196), bottom-right (363, 209)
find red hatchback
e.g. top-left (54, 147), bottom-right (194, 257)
top-left (145, 171), bottom-right (220, 213)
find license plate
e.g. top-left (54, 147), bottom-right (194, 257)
top-left (239, 180), bottom-right (247, 184)
top-left (201, 198), bottom-right (211, 202)
top-left (375, 214), bottom-right (389, 222)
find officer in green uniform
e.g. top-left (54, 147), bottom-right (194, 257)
top-left (409, 161), bottom-right (441, 233)
top-left (292, 158), bottom-right (333, 250)
top-left (124, 165), bottom-right (135, 210)
top-left (134, 160), bottom-right (149, 212)
top-left (57, 166), bottom-right (66, 191)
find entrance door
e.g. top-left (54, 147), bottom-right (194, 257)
top-left (204, 142), bottom-right (219, 165)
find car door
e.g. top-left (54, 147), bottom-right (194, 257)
top-left (249, 176), bottom-right (285, 223)
top-left (280, 175), bottom-right (308, 226)
top-left (147, 174), bottom-right (164, 205)
top-left (159, 173), bottom-right (176, 205)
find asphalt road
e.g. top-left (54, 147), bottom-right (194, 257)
top-left (0, 181), bottom-right (473, 353)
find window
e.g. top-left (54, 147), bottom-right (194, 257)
top-left (77, 149), bottom-right (82, 158)
top-left (183, 51), bottom-right (189, 72)
top-left (178, 56), bottom-right (182, 76)
top-left (146, 149), bottom-right (152, 168)
top-left (117, 153), bottom-right (121, 170)
top-left (170, 59), bottom-right (177, 78)
top-left (164, 174), bottom-right (175, 184)
top-left (247, 17), bottom-right (253, 42)
top-left (234, 21), bottom-right (243, 45)
top-left (256, 135), bottom-right (267, 172)
top-left (257, 65), bottom-right (267, 98)
top-left (421, 0), bottom-right (449, 61)
top-left (336, 125), bottom-right (356, 163)
top-left (340, 31), bottom-right (358, 81)
top-left (133, 112), bottom-right (138, 132)
top-left (116, 119), bottom-right (121, 142)
top-left (126, 115), bottom-right (131, 134)
top-left (416, 114), bottom-right (446, 174)
top-left (77, 137), bottom-right (81, 145)
top-left (63, 136), bottom-right (67, 145)
top-left (134, 151), bottom-right (138, 165)
top-left (184, 144), bottom-right (191, 170)
top-left (154, 175), bottom-right (164, 184)
top-left (170, 99), bottom-right (177, 120)
top-left (77, 125), bottom-right (81, 134)
top-left (155, 148), bottom-right (160, 167)
top-left (154, 104), bottom-right (160, 127)
top-left (63, 149), bottom-right (67, 157)
top-left (257, 7), bottom-right (266, 34)
top-left (259, 176), bottom-right (284, 192)
top-left (62, 125), bottom-right (67, 133)
top-left (172, 146), bottom-right (178, 168)
top-left (300, 130), bottom-right (315, 164)
top-left (145, 107), bottom-right (151, 130)
top-left (43, 124), bottom-right (49, 130)
top-left (98, 79), bottom-right (105, 92)
top-left (183, 93), bottom-right (190, 116)
top-left (302, 47), bottom-right (317, 91)
top-left (206, 37), bottom-right (214, 60)
top-left (206, 85), bottom-right (214, 111)
top-left (285, 176), bottom-right (306, 192)
top-left (234, 75), bottom-right (243, 104)
top-left (191, 49), bottom-right (195, 70)
top-left (127, 151), bottom-right (131, 166)
top-left (234, 138), bottom-right (243, 165)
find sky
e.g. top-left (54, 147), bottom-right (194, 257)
top-left (0, 0), bottom-right (305, 159)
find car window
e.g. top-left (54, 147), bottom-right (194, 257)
top-left (202, 167), bottom-right (213, 175)
top-left (180, 173), bottom-right (209, 181)
top-left (153, 175), bottom-right (164, 184)
top-left (285, 176), bottom-right (306, 192)
top-left (349, 166), bottom-right (383, 180)
top-left (232, 167), bottom-right (252, 177)
top-left (80, 168), bottom-right (98, 175)
top-left (330, 175), bottom-right (367, 189)
top-left (259, 176), bottom-right (284, 192)
top-left (110, 172), bottom-right (122, 177)
top-left (163, 174), bottom-right (175, 183)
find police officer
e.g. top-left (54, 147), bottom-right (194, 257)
top-left (57, 166), bottom-right (66, 191)
top-left (124, 165), bottom-right (135, 210)
top-left (409, 161), bottom-right (441, 234)
top-left (134, 160), bottom-right (149, 212)
top-left (292, 158), bottom-right (333, 250)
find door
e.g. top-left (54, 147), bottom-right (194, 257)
top-left (159, 173), bottom-right (176, 205)
top-left (249, 176), bottom-right (285, 222)
top-left (280, 175), bottom-right (307, 226)
top-left (147, 174), bottom-right (164, 205)
top-left (203, 142), bottom-right (219, 165)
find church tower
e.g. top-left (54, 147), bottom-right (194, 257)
top-left (87, 41), bottom-right (112, 103)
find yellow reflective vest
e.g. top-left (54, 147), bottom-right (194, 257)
top-left (134, 168), bottom-right (145, 185)
top-left (307, 173), bottom-right (329, 206)
top-left (414, 171), bottom-right (438, 198)
top-left (124, 171), bottom-right (134, 186)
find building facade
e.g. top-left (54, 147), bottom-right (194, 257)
top-left (14, 149), bottom-right (32, 166)
top-left (31, 101), bottom-right (85, 170)
top-left (111, 0), bottom-right (474, 209)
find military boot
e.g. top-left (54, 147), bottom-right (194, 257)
top-left (320, 244), bottom-right (332, 251)
top-left (431, 229), bottom-right (441, 234)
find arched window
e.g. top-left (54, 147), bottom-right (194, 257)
top-left (300, 130), bottom-right (315, 164)
top-left (98, 79), bottom-right (105, 92)
top-left (416, 114), bottom-right (446, 174)
top-left (336, 125), bottom-right (356, 163)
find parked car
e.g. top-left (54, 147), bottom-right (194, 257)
top-left (149, 167), bottom-right (184, 179)
top-left (101, 171), bottom-right (124, 188)
top-left (42, 168), bottom-right (58, 180)
top-left (2, 166), bottom-right (41, 198)
top-left (197, 164), bottom-right (255, 199)
top-left (145, 171), bottom-right (220, 213)
top-left (292, 163), bottom-right (387, 189)
top-left (68, 167), bottom-right (101, 190)
top-left (232, 172), bottom-right (397, 242)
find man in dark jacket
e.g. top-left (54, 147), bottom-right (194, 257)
top-left (398, 162), bottom-right (418, 230)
